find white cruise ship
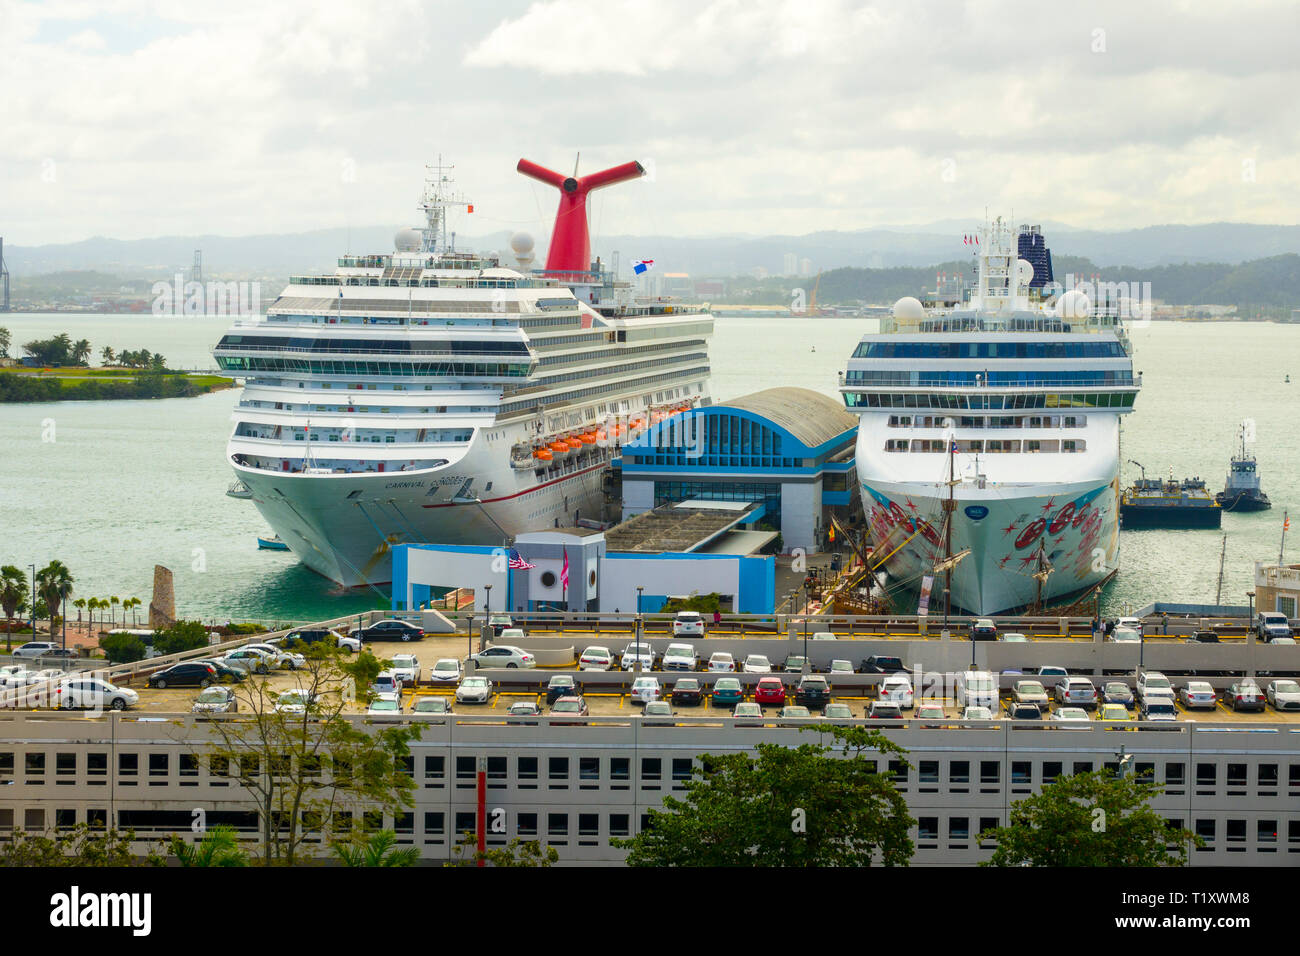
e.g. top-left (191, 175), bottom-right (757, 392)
top-left (216, 160), bottom-right (713, 587)
top-left (839, 219), bottom-right (1140, 615)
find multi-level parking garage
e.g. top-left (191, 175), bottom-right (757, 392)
top-left (1, 610), bottom-right (1296, 865)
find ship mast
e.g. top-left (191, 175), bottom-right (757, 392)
top-left (419, 156), bottom-right (470, 255)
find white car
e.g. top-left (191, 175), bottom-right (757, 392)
top-left (1110, 627), bottom-right (1141, 643)
top-left (620, 642), bottom-right (656, 671)
top-left (732, 702), bottom-right (763, 720)
top-left (11, 641), bottom-right (58, 659)
top-left (26, 668), bottom-right (65, 686)
top-left (470, 645), bottom-right (536, 669)
top-left (742, 654), bottom-right (772, 674)
top-left (1266, 679), bottom-right (1300, 711)
top-left (629, 676), bottom-right (662, 704)
top-left (828, 659), bottom-right (854, 676)
top-left (672, 611), bottom-right (705, 637)
top-left (1136, 671), bottom-right (1175, 703)
top-left (372, 671), bottom-right (403, 696)
top-left (429, 658), bottom-right (463, 683)
top-left (335, 631), bottom-right (362, 653)
top-left (811, 631), bottom-right (837, 641)
top-left (274, 688), bottom-right (316, 715)
top-left (390, 654), bottom-right (421, 685)
top-left (0, 665), bottom-right (28, 688)
top-left (1177, 681), bottom-right (1217, 710)
top-left (56, 677), bottom-right (138, 711)
top-left (497, 626), bottom-right (527, 642)
top-left (1054, 677), bottom-right (1097, 708)
top-left (367, 692), bottom-right (402, 715)
top-left (662, 643), bottom-right (698, 672)
top-left (879, 674), bottom-right (915, 709)
top-left (707, 652), bottom-right (736, 673)
top-left (455, 676), bottom-right (492, 704)
top-left (1012, 680), bottom-right (1050, 707)
top-left (1117, 616), bottom-right (1144, 635)
top-left (869, 701), bottom-right (904, 719)
top-left (999, 632), bottom-right (1030, 643)
top-left (961, 705), bottom-right (994, 720)
top-left (411, 697), bottom-right (452, 715)
top-left (1052, 706), bottom-right (1091, 725)
top-left (578, 646), bottom-right (613, 671)
top-left (956, 671), bottom-right (998, 710)
top-left (245, 643), bottom-right (305, 670)
top-left (223, 647), bottom-right (275, 674)
top-left (1139, 697), bottom-right (1178, 721)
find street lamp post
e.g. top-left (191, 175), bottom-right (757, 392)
top-left (636, 586), bottom-right (644, 660)
top-left (1246, 591), bottom-right (1255, 625)
top-left (803, 582), bottom-right (812, 671)
top-left (28, 564), bottom-right (36, 639)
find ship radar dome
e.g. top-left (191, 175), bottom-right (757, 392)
top-left (394, 227), bottom-right (422, 252)
top-left (509, 231), bottom-right (535, 256)
top-left (892, 296), bottom-right (925, 325)
top-left (1057, 289), bottom-right (1092, 320)
top-left (1016, 258), bottom-right (1035, 287)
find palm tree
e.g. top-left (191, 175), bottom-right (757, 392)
top-left (126, 597), bottom-right (142, 626)
top-left (72, 598), bottom-right (86, 631)
top-left (100, 346), bottom-right (116, 366)
top-left (171, 826), bottom-right (248, 867)
top-left (35, 561), bottom-right (74, 643)
top-left (71, 339), bottom-right (92, 367)
top-left (1, 566), bottom-right (28, 653)
top-left (109, 595), bottom-right (120, 629)
top-left (331, 830), bottom-right (418, 867)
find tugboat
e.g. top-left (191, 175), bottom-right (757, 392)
top-left (1120, 462), bottom-right (1222, 529)
top-left (1216, 422), bottom-right (1271, 512)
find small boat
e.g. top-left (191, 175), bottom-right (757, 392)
top-left (258, 535), bottom-right (290, 551)
top-left (1216, 422), bottom-right (1271, 512)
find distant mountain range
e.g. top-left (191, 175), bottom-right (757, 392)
top-left (5, 222), bottom-right (1300, 278)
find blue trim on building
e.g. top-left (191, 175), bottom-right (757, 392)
top-left (737, 555), bottom-right (775, 613)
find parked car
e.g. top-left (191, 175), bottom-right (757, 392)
top-left (732, 702), bottom-right (764, 723)
top-left (860, 655), bottom-right (906, 673)
top-left (1177, 681), bottom-right (1217, 710)
top-left (1225, 678), bottom-right (1265, 712)
top-left (779, 705), bottom-right (812, 720)
top-left (412, 697), bottom-right (452, 715)
top-left (371, 671), bottom-right (402, 696)
top-left (1138, 697), bottom-right (1178, 721)
top-left (707, 652), bottom-right (736, 673)
top-left (1266, 679), bottom-right (1300, 711)
top-left (0, 665), bottom-right (28, 688)
top-left (672, 611), bottom-right (705, 637)
top-left (429, 658), bottom-right (462, 683)
top-left (823, 702), bottom-right (854, 721)
top-left (742, 654), bottom-right (772, 674)
top-left (1186, 630), bottom-right (1221, 644)
top-left (498, 628), bottom-right (528, 643)
top-left (1100, 681), bottom-right (1135, 708)
top-left (1054, 677), bottom-right (1098, 708)
top-left (671, 677), bottom-right (704, 706)
top-left (1035, 665), bottom-right (1070, 681)
top-left (470, 645), bottom-right (535, 669)
top-left (1110, 627), bottom-right (1141, 643)
top-left (193, 658), bottom-right (248, 683)
top-left (350, 619), bottom-right (425, 643)
top-left (662, 643), bottom-right (698, 672)
top-left (915, 703), bottom-right (947, 726)
top-left (1012, 680), bottom-right (1049, 707)
top-left (629, 676), bottom-right (662, 705)
top-left (868, 700), bottom-right (903, 719)
top-left (878, 674), bottom-right (915, 709)
top-left (710, 677), bottom-right (744, 707)
top-left (795, 675), bottom-right (832, 709)
top-left (455, 676), bottom-right (492, 704)
top-left (148, 661), bottom-right (217, 689)
top-left (962, 705), bottom-right (995, 720)
top-left (643, 701), bottom-right (675, 724)
top-left (191, 686), bottom-right (237, 715)
top-left (956, 670), bottom-right (998, 710)
top-left (753, 676), bottom-right (787, 706)
top-left (367, 692), bottom-right (402, 716)
top-left (1051, 706), bottom-right (1091, 725)
top-left (1006, 702), bottom-right (1042, 720)
top-left (390, 654), bottom-right (421, 685)
top-left (578, 646), bottom-right (613, 671)
top-left (506, 701), bottom-right (540, 720)
top-left (1117, 616), bottom-right (1144, 635)
top-left (545, 675), bottom-right (578, 705)
top-left (274, 688), bottom-right (316, 716)
top-left (57, 677), bottom-right (138, 711)
top-left (998, 632), bottom-right (1030, 643)
top-left (828, 659), bottom-right (855, 677)
top-left (282, 626), bottom-right (354, 651)
top-left (38, 647), bottom-right (79, 661)
top-left (811, 631), bottom-right (837, 642)
top-left (783, 655), bottom-right (808, 674)
top-left (620, 642), bottom-right (656, 671)
top-left (971, 618), bottom-right (998, 641)
top-left (1098, 703), bottom-right (1133, 722)
top-left (549, 696), bottom-right (590, 723)
top-left (1255, 611), bottom-right (1291, 642)
top-left (244, 642), bottom-right (305, 670)
top-left (11, 642), bottom-right (58, 659)
top-left (489, 613), bottom-right (514, 637)
top-left (1136, 671), bottom-right (1175, 704)
top-left (222, 647), bottom-right (274, 675)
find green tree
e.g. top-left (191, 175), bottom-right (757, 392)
top-left (100, 345), bottom-right (115, 365)
top-left (109, 595), bottom-right (120, 628)
top-left (449, 833), bottom-right (558, 867)
top-left (71, 338), bottom-right (92, 366)
top-left (169, 826), bottom-right (248, 867)
top-left (1, 565), bottom-right (28, 652)
top-left (153, 619), bottom-right (210, 656)
top-left (616, 725), bottom-right (914, 867)
top-left (332, 829), bottom-right (419, 867)
top-left (99, 631), bottom-right (147, 664)
top-left (35, 560), bottom-right (74, 640)
top-left (189, 644), bottom-right (418, 866)
top-left (0, 326), bottom-right (10, 358)
top-left (0, 825), bottom-right (145, 867)
top-left (22, 332), bottom-right (73, 366)
top-left (124, 597), bottom-right (142, 625)
top-left (979, 769), bottom-right (1200, 867)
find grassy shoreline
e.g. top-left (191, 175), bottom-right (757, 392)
top-left (0, 368), bottom-right (236, 402)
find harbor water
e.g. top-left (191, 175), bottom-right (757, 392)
top-left (0, 313), bottom-right (1296, 622)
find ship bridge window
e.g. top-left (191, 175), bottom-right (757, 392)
top-left (885, 439), bottom-right (909, 452)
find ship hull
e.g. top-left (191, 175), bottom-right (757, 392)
top-left (1216, 491), bottom-right (1271, 513)
top-left (236, 433), bottom-right (610, 588)
top-left (859, 475), bottom-right (1120, 616)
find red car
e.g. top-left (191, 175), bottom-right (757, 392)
top-left (754, 677), bottom-right (787, 706)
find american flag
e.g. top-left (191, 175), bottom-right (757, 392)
top-left (507, 548), bottom-right (535, 570)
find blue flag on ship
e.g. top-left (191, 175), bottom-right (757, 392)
top-left (632, 259), bottom-right (655, 275)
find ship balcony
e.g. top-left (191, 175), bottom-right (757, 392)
top-left (839, 371), bottom-right (1141, 389)
top-left (228, 433), bottom-right (469, 454)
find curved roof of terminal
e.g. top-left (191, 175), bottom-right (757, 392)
top-left (713, 387), bottom-right (856, 449)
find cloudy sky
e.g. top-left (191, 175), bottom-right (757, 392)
top-left (2, 0), bottom-right (1298, 245)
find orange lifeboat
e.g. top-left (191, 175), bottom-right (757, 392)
top-left (534, 448), bottom-right (553, 461)
top-left (549, 441), bottom-right (569, 457)
top-left (565, 436), bottom-right (583, 451)
top-left (580, 432), bottom-right (597, 445)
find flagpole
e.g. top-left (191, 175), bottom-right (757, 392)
top-left (1281, 510), bottom-right (1289, 565)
